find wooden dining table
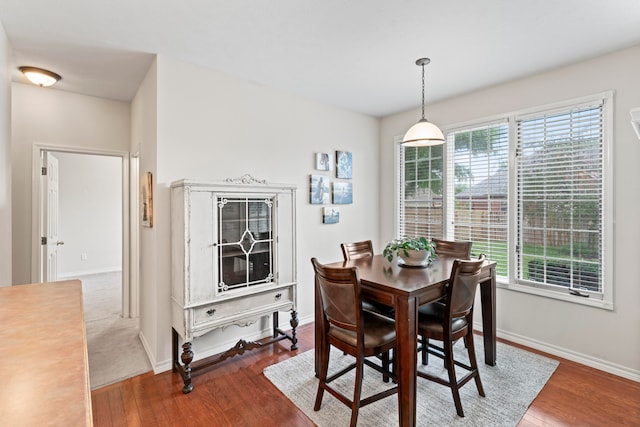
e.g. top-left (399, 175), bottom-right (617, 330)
top-left (314, 254), bottom-right (497, 427)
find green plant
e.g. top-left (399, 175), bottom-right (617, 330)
top-left (383, 236), bottom-right (436, 262)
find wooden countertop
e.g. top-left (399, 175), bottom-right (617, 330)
top-left (0, 280), bottom-right (93, 426)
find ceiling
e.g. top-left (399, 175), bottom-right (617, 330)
top-left (2, 1), bottom-right (640, 117)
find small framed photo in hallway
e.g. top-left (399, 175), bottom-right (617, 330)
top-left (141, 172), bottom-right (153, 228)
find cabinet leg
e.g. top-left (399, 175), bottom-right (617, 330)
top-left (181, 341), bottom-right (194, 394)
top-left (289, 310), bottom-right (299, 350)
top-left (272, 312), bottom-right (279, 338)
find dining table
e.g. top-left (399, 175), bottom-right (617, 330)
top-left (314, 254), bottom-right (497, 427)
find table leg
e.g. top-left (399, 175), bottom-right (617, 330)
top-left (395, 295), bottom-right (418, 426)
top-left (480, 265), bottom-right (497, 366)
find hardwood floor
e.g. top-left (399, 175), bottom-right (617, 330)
top-left (91, 323), bottom-right (640, 426)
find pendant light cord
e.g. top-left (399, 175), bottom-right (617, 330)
top-left (421, 62), bottom-right (426, 120)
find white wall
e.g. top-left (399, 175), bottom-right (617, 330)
top-left (131, 58), bottom-right (159, 366)
top-left (134, 55), bottom-right (380, 370)
top-left (380, 45), bottom-right (640, 379)
top-left (11, 83), bottom-right (130, 285)
top-left (55, 152), bottom-right (122, 277)
top-left (0, 23), bottom-right (11, 286)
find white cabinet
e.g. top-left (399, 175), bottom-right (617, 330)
top-left (171, 176), bottom-right (298, 393)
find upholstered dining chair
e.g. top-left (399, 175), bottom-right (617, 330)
top-left (418, 238), bottom-right (473, 365)
top-left (432, 238), bottom-right (472, 259)
top-left (340, 240), bottom-right (395, 319)
top-left (416, 255), bottom-right (486, 417)
top-left (311, 258), bottom-right (398, 427)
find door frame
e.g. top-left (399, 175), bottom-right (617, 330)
top-left (31, 143), bottom-right (137, 318)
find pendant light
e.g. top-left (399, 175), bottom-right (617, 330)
top-left (402, 58), bottom-right (445, 146)
top-left (19, 66), bottom-right (61, 87)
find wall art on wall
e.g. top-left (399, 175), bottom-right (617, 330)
top-left (333, 182), bottom-right (353, 204)
top-left (309, 174), bottom-right (330, 204)
top-left (336, 150), bottom-right (352, 179)
top-left (323, 207), bottom-right (340, 224)
top-left (315, 152), bottom-right (331, 171)
top-left (141, 171), bottom-right (153, 227)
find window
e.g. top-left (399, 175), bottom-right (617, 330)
top-left (516, 102), bottom-right (604, 294)
top-left (398, 144), bottom-right (444, 239)
top-left (446, 121), bottom-right (509, 277)
top-left (396, 92), bottom-right (612, 308)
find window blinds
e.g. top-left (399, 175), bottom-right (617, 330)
top-left (447, 122), bottom-right (509, 276)
top-left (516, 102), bottom-right (604, 293)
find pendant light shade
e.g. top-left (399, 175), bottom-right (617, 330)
top-left (402, 118), bottom-right (445, 146)
top-left (19, 66), bottom-right (61, 87)
top-left (402, 58), bottom-right (445, 146)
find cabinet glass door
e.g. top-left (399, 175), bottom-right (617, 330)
top-left (217, 196), bottom-right (273, 292)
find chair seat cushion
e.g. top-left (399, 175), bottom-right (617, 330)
top-left (418, 307), bottom-right (468, 338)
top-left (362, 299), bottom-right (394, 318)
top-left (329, 311), bottom-right (396, 348)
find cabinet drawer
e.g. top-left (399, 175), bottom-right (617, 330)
top-left (192, 287), bottom-right (293, 327)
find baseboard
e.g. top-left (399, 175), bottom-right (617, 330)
top-left (152, 312), bottom-right (315, 374)
top-left (138, 330), bottom-right (161, 373)
top-left (59, 267), bottom-right (122, 279)
top-left (477, 323), bottom-right (640, 382)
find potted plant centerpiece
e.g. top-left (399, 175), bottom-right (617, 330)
top-left (383, 236), bottom-right (437, 267)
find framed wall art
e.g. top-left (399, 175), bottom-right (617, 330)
top-left (315, 152), bottom-right (331, 171)
top-left (333, 182), bottom-right (353, 204)
top-left (323, 207), bottom-right (340, 224)
top-left (309, 174), bottom-right (330, 204)
top-left (336, 150), bottom-right (352, 179)
top-left (141, 171), bottom-right (153, 227)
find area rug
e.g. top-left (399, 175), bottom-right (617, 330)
top-left (264, 336), bottom-right (558, 426)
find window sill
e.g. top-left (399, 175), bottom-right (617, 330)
top-left (497, 280), bottom-right (613, 311)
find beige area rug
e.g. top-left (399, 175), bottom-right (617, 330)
top-left (264, 336), bottom-right (558, 426)
top-left (78, 272), bottom-right (152, 390)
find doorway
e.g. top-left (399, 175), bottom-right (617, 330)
top-left (33, 145), bottom-right (136, 317)
top-left (33, 146), bottom-right (150, 388)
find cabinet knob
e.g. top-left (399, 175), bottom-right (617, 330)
top-left (206, 308), bottom-right (216, 316)
top-left (275, 293), bottom-right (282, 301)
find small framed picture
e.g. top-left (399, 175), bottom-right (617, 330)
top-left (336, 151), bottom-right (352, 179)
top-left (323, 207), bottom-right (340, 224)
top-left (315, 152), bottom-right (331, 171)
top-left (310, 174), bottom-right (330, 204)
top-left (141, 171), bottom-right (153, 227)
top-left (333, 182), bottom-right (353, 204)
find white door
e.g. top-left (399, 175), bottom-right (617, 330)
top-left (43, 151), bottom-right (63, 282)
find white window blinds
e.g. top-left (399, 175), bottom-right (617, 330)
top-left (398, 145), bottom-right (444, 239)
top-left (446, 122), bottom-right (509, 277)
top-left (516, 102), bottom-right (604, 293)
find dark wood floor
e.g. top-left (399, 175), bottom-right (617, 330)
top-left (91, 323), bottom-right (640, 426)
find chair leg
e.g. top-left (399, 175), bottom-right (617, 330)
top-left (445, 338), bottom-right (464, 417)
top-left (314, 342), bottom-right (331, 411)
top-left (421, 336), bottom-right (429, 365)
top-left (382, 350), bottom-right (390, 383)
top-left (350, 357), bottom-right (364, 427)
top-left (465, 332), bottom-right (485, 397)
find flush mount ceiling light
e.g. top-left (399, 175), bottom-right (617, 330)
top-left (18, 66), bottom-right (62, 87)
top-left (402, 58), bottom-right (445, 146)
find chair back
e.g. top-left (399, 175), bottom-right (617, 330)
top-left (433, 238), bottom-right (472, 259)
top-left (447, 255), bottom-right (485, 319)
top-left (340, 240), bottom-right (374, 261)
top-left (311, 258), bottom-right (361, 332)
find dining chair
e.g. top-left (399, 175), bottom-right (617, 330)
top-left (432, 238), bottom-right (473, 259)
top-left (416, 254), bottom-right (486, 417)
top-left (311, 258), bottom-right (398, 427)
top-left (418, 238), bottom-right (473, 365)
top-left (340, 240), bottom-right (395, 318)
top-left (340, 240), bottom-right (375, 260)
